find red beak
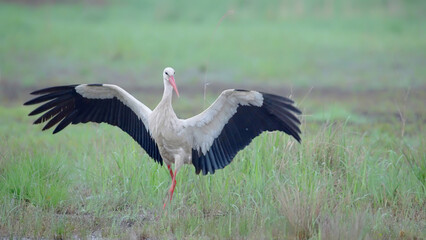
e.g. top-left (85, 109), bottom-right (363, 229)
top-left (169, 76), bottom-right (179, 97)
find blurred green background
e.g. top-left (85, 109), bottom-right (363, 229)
top-left (1, 0), bottom-right (425, 97)
top-left (1, 0), bottom-right (425, 120)
top-left (0, 0), bottom-right (425, 239)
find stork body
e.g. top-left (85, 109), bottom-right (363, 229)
top-left (149, 78), bottom-right (190, 168)
top-left (24, 67), bottom-right (302, 208)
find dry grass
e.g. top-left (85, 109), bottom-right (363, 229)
top-left (278, 186), bottom-right (324, 239)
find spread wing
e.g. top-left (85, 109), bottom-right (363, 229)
top-left (181, 89), bottom-right (301, 175)
top-left (24, 84), bottom-right (163, 164)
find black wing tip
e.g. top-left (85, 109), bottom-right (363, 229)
top-left (293, 107), bottom-right (302, 115)
top-left (24, 98), bottom-right (41, 106)
top-left (261, 92), bottom-right (303, 142)
top-left (33, 118), bottom-right (43, 125)
top-left (28, 109), bottom-right (41, 116)
top-left (24, 85), bottom-right (80, 106)
top-left (29, 84), bottom-right (79, 95)
top-left (23, 99), bottom-right (38, 106)
top-left (41, 124), bottom-right (51, 131)
top-left (290, 126), bottom-right (302, 143)
top-left (294, 134), bottom-right (302, 143)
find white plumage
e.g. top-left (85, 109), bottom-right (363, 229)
top-left (24, 67), bottom-right (302, 208)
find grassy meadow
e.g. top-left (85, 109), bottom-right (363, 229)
top-left (0, 0), bottom-right (425, 239)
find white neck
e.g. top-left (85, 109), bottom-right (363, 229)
top-left (160, 80), bottom-right (174, 106)
top-left (149, 79), bottom-right (177, 136)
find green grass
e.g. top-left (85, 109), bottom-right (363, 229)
top-left (1, 0), bottom-right (425, 239)
top-left (0, 105), bottom-right (424, 239)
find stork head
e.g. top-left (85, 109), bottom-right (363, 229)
top-left (163, 67), bottom-right (179, 97)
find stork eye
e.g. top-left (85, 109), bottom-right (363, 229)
top-left (165, 72), bottom-right (169, 76)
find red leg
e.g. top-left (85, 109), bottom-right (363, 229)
top-left (163, 161), bottom-right (181, 210)
top-left (163, 171), bottom-right (178, 210)
top-left (163, 169), bottom-right (177, 210)
top-left (163, 165), bottom-right (173, 210)
top-left (167, 165), bottom-right (173, 179)
top-left (169, 173), bottom-right (177, 201)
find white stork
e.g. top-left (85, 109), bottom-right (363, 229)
top-left (24, 67), bottom-right (302, 208)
